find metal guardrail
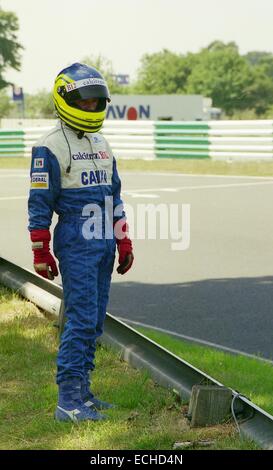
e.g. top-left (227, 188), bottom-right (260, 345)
top-left (0, 121), bottom-right (155, 159)
top-left (0, 255), bottom-right (273, 449)
top-left (154, 120), bottom-right (273, 160)
top-left (1, 119), bottom-right (273, 160)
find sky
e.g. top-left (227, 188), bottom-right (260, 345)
top-left (2, 0), bottom-right (273, 94)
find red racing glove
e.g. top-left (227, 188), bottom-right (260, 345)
top-left (114, 220), bottom-right (134, 275)
top-left (30, 229), bottom-right (59, 280)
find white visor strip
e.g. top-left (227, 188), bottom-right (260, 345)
top-left (65, 78), bottom-right (106, 92)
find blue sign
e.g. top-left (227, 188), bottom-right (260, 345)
top-left (112, 74), bottom-right (130, 85)
top-left (12, 85), bottom-right (24, 102)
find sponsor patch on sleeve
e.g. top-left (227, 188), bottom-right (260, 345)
top-left (30, 172), bottom-right (49, 189)
top-left (33, 157), bottom-right (44, 169)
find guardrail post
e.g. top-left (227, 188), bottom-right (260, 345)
top-left (188, 385), bottom-right (232, 427)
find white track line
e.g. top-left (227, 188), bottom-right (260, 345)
top-left (121, 171), bottom-right (273, 180)
top-left (129, 193), bottom-right (160, 198)
top-left (0, 196), bottom-right (27, 201)
top-left (117, 317), bottom-right (273, 364)
top-left (0, 173), bottom-right (29, 178)
top-left (1, 170), bottom-right (273, 180)
top-left (123, 180), bottom-right (273, 194)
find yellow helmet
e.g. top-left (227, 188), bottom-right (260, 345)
top-left (53, 63), bottom-right (111, 133)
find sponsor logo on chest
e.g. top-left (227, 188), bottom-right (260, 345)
top-left (81, 170), bottom-right (108, 186)
top-left (72, 151), bottom-right (110, 160)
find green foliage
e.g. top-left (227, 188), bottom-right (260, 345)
top-left (206, 40), bottom-right (239, 54)
top-left (24, 90), bottom-right (55, 118)
top-left (0, 7), bottom-right (23, 90)
top-left (5, 157), bottom-right (273, 178)
top-left (0, 287), bottom-right (258, 450)
top-left (20, 43), bottom-right (273, 119)
top-left (132, 49), bottom-right (193, 94)
top-left (138, 327), bottom-right (273, 416)
top-left (133, 41), bottom-right (273, 117)
top-left (0, 89), bottom-right (15, 117)
top-left (244, 50), bottom-right (273, 70)
top-left (243, 67), bottom-right (273, 116)
top-left (81, 54), bottom-right (130, 94)
top-left (185, 44), bottom-right (255, 115)
top-left (229, 108), bottom-right (260, 120)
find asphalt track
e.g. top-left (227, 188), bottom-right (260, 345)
top-left (1, 168), bottom-right (273, 361)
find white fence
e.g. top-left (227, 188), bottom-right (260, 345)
top-left (1, 119), bottom-right (273, 160)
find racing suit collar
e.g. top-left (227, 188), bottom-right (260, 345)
top-left (58, 119), bottom-right (85, 139)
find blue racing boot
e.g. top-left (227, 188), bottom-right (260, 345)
top-left (55, 378), bottom-right (107, 422)
top-left (81, 376), bottom-right (115, 411)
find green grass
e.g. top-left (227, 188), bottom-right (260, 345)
top-left (0, 157), bottom-right (30, 169)
top-left (118, 158), bottom-right (273, 177)
top-left (2, 157), bottom-right (273, 177)
top-left (0, 286), bottom-right (259, 450)
top-left (137, 327), bottom-right (273, 417)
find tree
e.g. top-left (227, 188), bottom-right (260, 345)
top-left (0, 7), bottom-right (23, 89)
top-left (185, 43), bottom-right (259, 115)
top-left (132, 42), bottom-right (273, 116)
top-left (132, 49), bottom-right (193, 94)
top-left (24, 90), bottom-right (55, 118)
top-left (206, 40), bottom-right (239, 54)
top-left (81, 54), bottom-right (129, 94)
top-left (243, 51), bottom-right (273, 115)
top-left (0, 89), bottom-right (15, 117)
top-left (244, 51), bottom-right (273, 67)
top-left (244, 67), bottom-right (273, 115)
top-left (244, 51), bottom-right (273, 86)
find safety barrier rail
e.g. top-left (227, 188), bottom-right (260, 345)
top-left (102, 120), bottom-right (154, 158)
top-left (1, 119), bottom-right (273, 160)
top-left (1, 255), bottom-right (273, 449)
top-left (154, 120), bottom-right (273, 159)
top-left (0, 127), bottom-right (53, 158)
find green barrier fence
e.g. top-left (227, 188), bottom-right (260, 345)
top-left (1, 120), bottom-right (273, 160)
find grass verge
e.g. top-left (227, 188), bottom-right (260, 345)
top-left (2, 157), bottom-right (273, 177)
top-left (137, 327), bottom-right (273, 417)
top-left (0, 286), bottom-right (259, 450)
top-left (118, 158), bottom-right (273, 177)
top-left (0, 157), bottom-right (30, 169)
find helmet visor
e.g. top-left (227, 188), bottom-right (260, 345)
top-left (71, 97), bottom-right (107, 112)
top-left (64, 78), bottom-right (110, 104)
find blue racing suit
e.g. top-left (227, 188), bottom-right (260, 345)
top-left (28, 120), bottom-right (124, 384)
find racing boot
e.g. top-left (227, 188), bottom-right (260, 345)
top-left (55, 378), bottom-right (107, 422)
top-left (81, 376), bottom-right (115, 411)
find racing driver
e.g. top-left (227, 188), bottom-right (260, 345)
top-left (28, 63), bottom-right (134, 422)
